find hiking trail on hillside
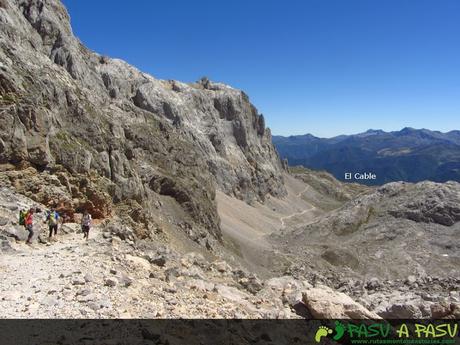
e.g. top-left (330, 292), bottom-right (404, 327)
top-left (0, 218), bottom-right (299, 319)
top-left (279, 186), bottom-right (317, 230)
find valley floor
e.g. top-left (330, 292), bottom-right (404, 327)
top-left (217, 174), bottom-right (323, 275)
top-left (216, 172), bottom-right (460, 319)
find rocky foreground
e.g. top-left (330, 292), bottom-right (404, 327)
top-left (2, 185), bottom-right (460, 319)
top-left (271, 173), bottom-right (460, 319)
top-left (1, 186), bottom-right (383, 319)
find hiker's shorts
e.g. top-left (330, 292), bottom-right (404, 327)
top-left (82, 225), bottom-right (90, 233)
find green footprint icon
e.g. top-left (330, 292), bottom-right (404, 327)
top-left (315, 325), bottom-right (333, 343)
top-left (333, 321), bottom-right (346, 341)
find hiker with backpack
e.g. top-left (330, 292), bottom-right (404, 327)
top-left (24, 208), bottom-right (35, 244)
top-left (81, 210), bottom-right (92, 240)
top-left (45, 207), bottom-right (60, 239)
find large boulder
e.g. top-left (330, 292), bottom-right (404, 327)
top-left (380, 303), bottom-right (423, 319)
top-left (3, 225), bottom-right (28, 241)
top-left (302, 285), bottom-right (381, 319)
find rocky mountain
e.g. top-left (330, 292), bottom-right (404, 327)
top-left (273, 128), bottom-right (460, 185)
top-left (0, 0), bottom-right (285, 246)
top-left (1, 0), bottom-right (460, 322)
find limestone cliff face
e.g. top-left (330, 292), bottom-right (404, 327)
top-left (0, 0), bottom-right (286, 240)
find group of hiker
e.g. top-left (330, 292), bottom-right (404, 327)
top-left (18, 206), bottom-right (93, 245)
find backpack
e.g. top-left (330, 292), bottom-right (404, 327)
top-left (82, 214), bottom-right (92, 227)
top-left (19, 210), bottom-right (27, 226)
top-left (48, 211), bottom-right (58, 226)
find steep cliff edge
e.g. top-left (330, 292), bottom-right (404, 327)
top-left (0, 0), bottom-right (285, 242)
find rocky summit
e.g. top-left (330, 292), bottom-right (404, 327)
top-left (1, 0), bottom-right (460, 321)
top-left (0, 0), bottom-right (285, 244)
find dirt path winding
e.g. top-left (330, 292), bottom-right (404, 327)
top-left (0, 229), bottom-right (114, 318)
top-left (279, 186), bottom-right (317, 230)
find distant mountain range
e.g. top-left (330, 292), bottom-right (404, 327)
top-left (273, 128), bottom-right (460, 185)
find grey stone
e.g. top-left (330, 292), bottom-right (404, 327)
top-left (406, 275), bottom-right (417, 285)
top-left (0, 217), bottom-right (9, 226)
top-left (119, 273), bottom-right (133, 287)
top-left (4, 226), bottom-right (28, 241)
top-left (72, 278), bottom-right (86, 286)
top-left (381, 303), bottom-right (422, 319)
top-left (41, 296), bottom-right (59, 307)
top-left (76, 289), bottom-right (91, 297)
top-left (149, 256), bottom-right (167, 267)
top-left (104, 278), bottom-right (118, 287)
top-left (87, 302), bottom-right (101, 311)
top-left (83, 273), bottom-right (94, 283)
top-left (99, 299), bottom-right (113, 309)
top-left (212, 261), bottom-right (231, 273)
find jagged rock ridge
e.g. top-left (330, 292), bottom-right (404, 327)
top-left (0, 0), bottom-right (286, 241)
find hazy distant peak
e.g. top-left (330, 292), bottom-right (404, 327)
top-left (354, 129), bottom-right (386, 137)
top-left (273, 127), bottom-right (460, 185)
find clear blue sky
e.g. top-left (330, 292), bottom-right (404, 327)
top-left (62, 0), bottom-right (460, 137)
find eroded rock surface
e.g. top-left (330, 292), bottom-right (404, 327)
top-left (0, 0), bottom-right (285, 244)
